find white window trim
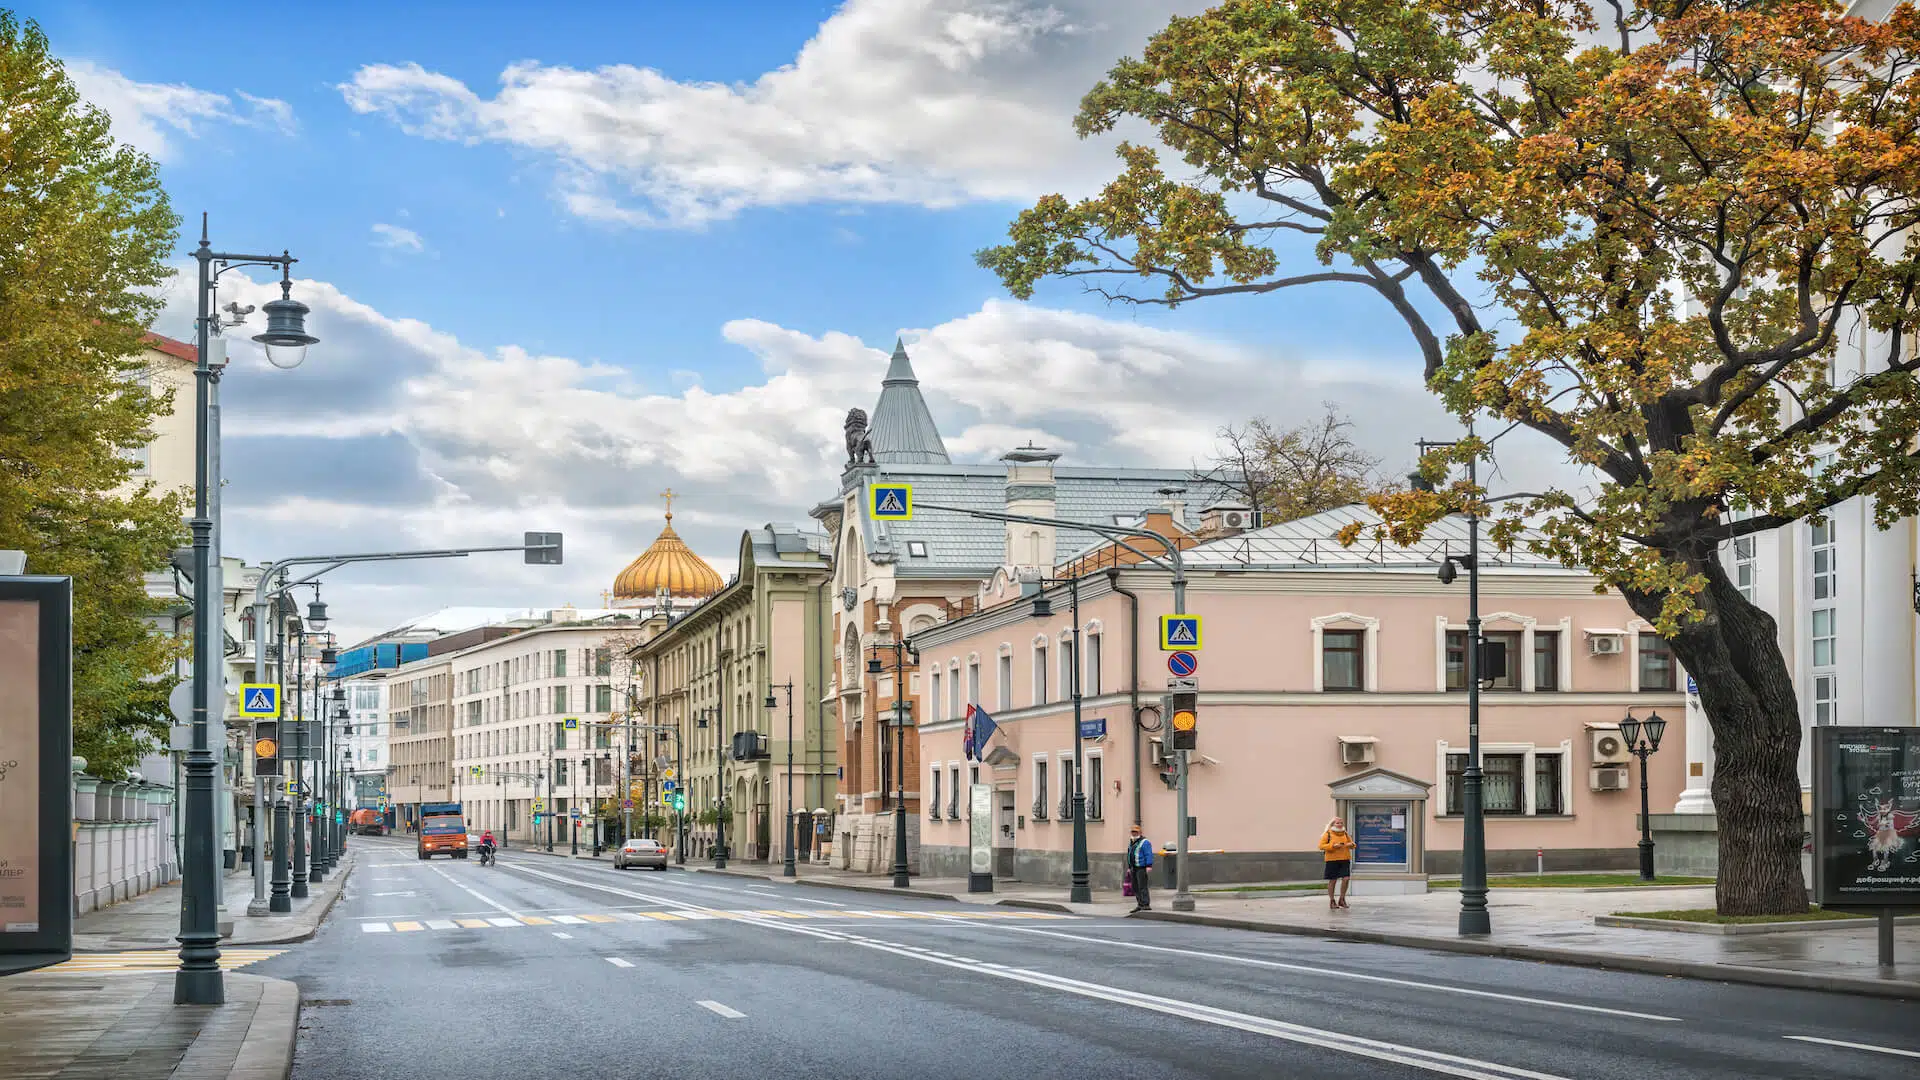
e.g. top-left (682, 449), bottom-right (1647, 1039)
top-left (947, 662), bottom-right (961, 721)
top-left (1311, 612), bottom-right (1380, 692)
top-left (1085, 631), bottom-right (1102, 697)
top-left (1032, 635), bottom-right (1050, 706)
top-left (1058, 631), bottom-right (1076, 699)
top-left (1625, 618), bottom-right (1684, 693)
top-left (1055, 749), bottom-right (1075, 819)
top-left (1435, 738), bottom-right (1576, 817)
top-left (929, 761), bottom-right (944, 819)
top-left (1031, 754), bottom-right (1050, 820)
top-left (1434, 612), bottom-right (1538, 691)
top-left (1084, 748), bottom-right (1105, 820)
top-left (996, 650), bottom-right (1012, 712)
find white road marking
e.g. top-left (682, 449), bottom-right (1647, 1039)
top-left (486, 917), bottom-right (520, 927)
top-left (427, 866), bottom-right (520, 916)
top-left (372, 891), bottom-right (417, 897)
top-left (1784, 1036), bottom-right (1920, 1059)
top-left (360, 924), bottom-right (391, 933)
top-left (606, 957), bottom-right (635, 968)
top-left (697, 1000), bottom-right (746, 1019)
top-left (779, 895), bottom-right (849, 907)
top-left (551, 915), bottom-right (587, 925)
top-left (927, 921), bottom-right (1680, 1023)
top-left (552, 932), bottom-right (573, 939)
top-left (425, 920), bottom-right (457, 930)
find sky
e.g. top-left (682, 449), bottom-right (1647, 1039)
top-left (23, 0), bottom-right (1581, 645)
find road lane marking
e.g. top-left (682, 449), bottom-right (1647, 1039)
top-left (606, 957), bottom-right (635, 968)
top-left (780, 896), bottom-right (849, 907)
top-left (552, 915), bottom-right (587, 924)
top-left (1784, 1036), bottom-right (1920, 1059)
top-left (392, 921), bottom-right (423, 932)
top-left (518, 916), bottom-right (553, 925)
top-left (427, 865), bottom-right (520, 916)
top-left (552, 932), bottom-right (573, 939)
top-left (425, 920), bottom-right (457, 930)
top-left (579, 914), bottom-right (617, 923)
top-left (927, 922), bottom-right (1681, 1024)
top-left (697, 1000), bottom-right (746, 1019)
top-left (361, 924), bottom-right (391, 933)
top-left (456, 919), bottom-right (490, 929)
top-left (486, 917), bottom-right (520, 927)
top-left (612, 912), bottom-right (648, 922)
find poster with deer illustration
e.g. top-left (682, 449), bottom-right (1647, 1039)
top-left (1813, 727), bottom-right (1920, 908)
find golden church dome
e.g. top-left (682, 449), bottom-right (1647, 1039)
top-left (612, 494), bottom-right (724, 601)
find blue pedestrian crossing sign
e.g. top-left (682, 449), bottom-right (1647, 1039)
top-left (564, 716), bottom-right (579, 731)
top-left (1158, 615), bottom-right (1202, 651)
top-left (869, 483), bottom-right (912, 521)
top-left (239, 684), bottom-right (280, 718)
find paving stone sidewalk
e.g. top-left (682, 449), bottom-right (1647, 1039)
top-left (0, 970), bottom-right (299, 1079)
top-left (71, 850), bottom-right (357, 952)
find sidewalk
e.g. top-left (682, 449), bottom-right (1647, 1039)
top-left (0, 971), bottom-right (298, 1080)
top-left (72, 849), bottom-right (357, 951)
top-left (1137, 885), bottom-right (1920, 1000)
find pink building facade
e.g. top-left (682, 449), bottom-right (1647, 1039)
top-left (910, 507), bottom-right (1690, 887)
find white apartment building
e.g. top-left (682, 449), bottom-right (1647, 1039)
top-left (340, 677), bottom-right (390, 810)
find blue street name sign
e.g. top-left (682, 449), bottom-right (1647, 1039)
top-left (1078, 718), bottom-right (1107, 740)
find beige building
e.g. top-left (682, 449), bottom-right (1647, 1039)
top-left (386, 656), bottom-right (454, 819)
top-left (626, 522), bottom-right (835, 866)
top-left (121, 331), bottom-right (198, 501)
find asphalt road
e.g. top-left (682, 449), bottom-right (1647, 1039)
top-left (253, 836), bottom-right (1920, 1080)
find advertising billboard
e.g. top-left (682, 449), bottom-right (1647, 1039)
top-left (1812, 726), bottom-right (1920, 908)
top-left (0, 576), bottom-right (74, 975)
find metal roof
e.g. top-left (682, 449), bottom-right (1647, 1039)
top-left (1182, 505), bottom-right (1581, 572)
top-left (854, 463), bottom-right (1236, 578)
top-left (869, 340), bottom-right (950, 465)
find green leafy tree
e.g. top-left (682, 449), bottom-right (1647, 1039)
top-left (1207, 403), bottom-right (1396, 523)
top-left (979, 0), bottom-right (1920, 914)
top-left (0, 13), bottom-right (185, 778)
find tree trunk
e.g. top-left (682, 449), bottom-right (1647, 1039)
top-left (1624, 554), bottom-right (1809, 916)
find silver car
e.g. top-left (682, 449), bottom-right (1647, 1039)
top-left (614, 838), bottom-right (667, 870)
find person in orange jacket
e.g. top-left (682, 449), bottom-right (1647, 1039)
top-left (1320, 816), bottom-right (1356, 910)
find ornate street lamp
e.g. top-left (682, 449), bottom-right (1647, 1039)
top-left (1619, 711), bottom-right (1668, 881)
top-left (253, 263), bottom-right (318, 370)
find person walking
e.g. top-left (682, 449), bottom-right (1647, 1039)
top-left (1320, 816), bottom-right (1355, 909)
top-left (1126, 824), bottom-right (1155, 912)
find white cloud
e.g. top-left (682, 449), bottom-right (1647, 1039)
top-left (339, 0), bottom-right (1210, 227)
top-left (151, 270), bottom-right (1577, 645)
top-left (371, 223), bottom-right (426, 252)
top-left (65, 60), bottom-right (296, 161)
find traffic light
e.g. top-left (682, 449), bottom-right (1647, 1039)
top-left (533, 813), bottom-right (543, 826)
top-left (252, 721), bottom-right (281, 776)
top-left (1168, 688), bottom-right (1198, 752)
top-left (671, 793), bottom-right (686, 812)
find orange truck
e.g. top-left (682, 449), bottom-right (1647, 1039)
top-left (349, 808), bottom-right (385, 836)
top-left (417, 802), bottom-right (468, 859)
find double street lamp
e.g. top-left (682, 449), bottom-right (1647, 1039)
top-left (765, 681), bottom-right (799, 877)
top-left (866, 641), bottom-right (918, 889)
top-left (1619, 711), bottom-right (1668, 881)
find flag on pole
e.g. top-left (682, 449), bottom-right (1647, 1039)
top-left (964, 704), bottom-right (999, 760)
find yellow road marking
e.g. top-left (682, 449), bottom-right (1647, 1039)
top-left (518, 916), bottom-right (553, 925)
top-left (393, 921), bottom-right (423, 932)
top-left (456, 918), bottom-right (490, 928)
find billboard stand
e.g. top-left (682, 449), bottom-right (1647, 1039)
top-left (1811, 726), bottom-right (1919, 971)
top-left (0, 576), bottom-right (75, 976)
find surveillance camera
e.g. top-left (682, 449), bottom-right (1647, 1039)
top-left (1437, 560), bottom-right (1458, 585)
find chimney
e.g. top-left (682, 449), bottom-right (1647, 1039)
top-left (1002, 443), bottom-right (1061, 573)
top-left (1157, 486), bottom-right (1188, 529)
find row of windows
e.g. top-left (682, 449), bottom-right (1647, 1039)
top-left (924, 756), bottom-right (1107, 823)
top-left (460, 684), bottom-right (617, 726)
top-left (1320, 629), bottom-right (1676, 692)
top-left (458, 647), bottom-right (615, 696)
top-left (456, 720), bottom-right (616, 760)
top-left (925, 637), bottom-right (1107, 722)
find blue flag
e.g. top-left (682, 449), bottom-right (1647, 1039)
top-left (965, 704), bottom-right (998, 760)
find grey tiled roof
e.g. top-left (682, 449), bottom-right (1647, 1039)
top-left (855, 464), bottom-right (1236, 578)
top-left (748, 522), bottom-right (832, 565)
top-left (1182, 505), bottom-right (1580, 573)
top-left (869, 340), bottom-right (950, 465)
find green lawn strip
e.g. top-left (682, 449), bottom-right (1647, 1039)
top-left (1617, 906), bottom-right (1867, 925)
top-left (1195, 883), bottom-right (1327, 894)
top-left (1429, 874), bottom-right (1716, 888)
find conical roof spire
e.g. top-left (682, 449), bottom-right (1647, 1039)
top-left (870, 338), bottom-right (950, 464)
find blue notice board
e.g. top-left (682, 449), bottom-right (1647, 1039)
top-left (1352, 802), bottom-right (1409, 869)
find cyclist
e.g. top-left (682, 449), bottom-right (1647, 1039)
top-left (478, 830), bottom-right (496, 865)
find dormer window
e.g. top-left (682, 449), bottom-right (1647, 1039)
top-left (907, 540), bottom-right (928, 558)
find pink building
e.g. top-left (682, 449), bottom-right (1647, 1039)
top-left (910, 503), bottom-right (1689, 888)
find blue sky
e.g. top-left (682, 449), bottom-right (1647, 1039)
top-left (21, 0), bottom-right (1517, 640)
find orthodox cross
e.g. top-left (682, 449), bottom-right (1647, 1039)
top-left (660, 487), bottom-right (678, 521)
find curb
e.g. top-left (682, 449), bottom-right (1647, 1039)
top-left (1595, 912), bottom-right (1920, 936)
top-left (230, 851), bottom-right (358, 947)
top-left (687, 866), bottom-right (1118, 914)
top-left (227, 973), bottom-right (299, 1080)
top-left (1131, 910), bottom-right (1919, 1001)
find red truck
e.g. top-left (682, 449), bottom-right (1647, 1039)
top-left (349, 808), bottom-right (385, 836)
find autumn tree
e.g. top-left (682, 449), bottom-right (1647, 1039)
top-left (1208, 403), bottom-right (1394, 523)
top-left (976, 0), bottom-right (1920, 914)
top-left (0, 13), bottom-right (186, 777)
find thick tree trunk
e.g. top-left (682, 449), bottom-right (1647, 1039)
top-left (1624, 555), bottom-right (1809, 916)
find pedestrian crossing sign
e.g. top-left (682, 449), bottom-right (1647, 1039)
top-left (533, 799), bottom-right (546, 812)
top-left (239, 684), bottom-right (280, 718)
top-left (564, 717), bottom-right (579, 731)
top-left (1158, 615), bottom-right (1202, 651)
top-left (869, 483), bottom-right (912, 521)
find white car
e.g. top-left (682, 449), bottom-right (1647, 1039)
top-left (614, 838), bottom-right (667, 870)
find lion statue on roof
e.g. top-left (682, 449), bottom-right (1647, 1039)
top-left (844, 407), bottom-right (876, 465)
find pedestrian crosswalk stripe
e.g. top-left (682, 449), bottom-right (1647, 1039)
top-left (579, 914), bottom-right (617, 923)
top-left (42, 949), bottom-right (284, 974)
top-left (426, 920), bottom-right (457, 930)
top-left (393, 921), bottom-right (423, 932)
top-left (552, 915), bottom-right (586, 925)
top-left (345, 908), bottom-right (1073, 933)
top-left (362, 923), bottom-right (392, 933)
top-left (519, 916), bottom-right (554, 925)
top-left (486, 917), bottom-right (519, 927)
top-left (457, 918), bottom-right (490, 928)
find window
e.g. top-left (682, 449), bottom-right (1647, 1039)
top-left (930, 672), bottom-right (942, 722)
top-left (554, 758), bottom-right (569, 785)
top-left (930, 767), bottom-right (943, 820)
top-left (1731, 530), bottom-right (1756, 602)
top-left (1814, 673), bottom-right (1838, 726)
top-left (948, 765), bottom-right (961, 818)
top-left (1445, 752), bottom-right (1527, 814)
top-left (1032, 758), bottom-right (1049, 819)
top-left (967, 661), bottom-right (980, 708)
top-left (1322, 630), bottom-right (1364, 691)
top-left (1533, 631), bottom-right (1560, 691)
top-left (1450, 630), bottom-right (1521, 689)
top-left (551, 685), bottom-right (567, 714)
top-left (1638, 635), bottom-right (1676, 691)
top-left (1812, 607), bottom-right (1836, 668)
top-left (365, 748), bottom-right (379, 763)
top-left (1445, 630), bottom-right (1467, 690)
top-left (1533, 753), bottom-right (1563, 814)
top-left (1034, 645), bottom-right (1049, 704)
top-left (553, 649), bottom-right (567, 677)
top-left (1057, 758), bottom-right (1074, 820)
top-left (1087, 635), bottom-right (1102, 697)
top-left (553, 722), bottom-right (567, 750)
top-left (595, 685), bottom-right (613, 712)
top-left (594, 648), bottom-right (613, 676)
top-left (997, 655), bottom-right (1012, 711)
top-left (948, 667), bottom-right (960, 720)
top-left (1061, 639), bottom-right (1076, 698)
top-left (1087, 755), bottom-right (1104, 820)
top-left (906, 540), bottom-right (928, 558)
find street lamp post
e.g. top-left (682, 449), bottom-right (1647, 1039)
top-left (765, 681), bottom-right (797, 877)
top-left (178, 225), bottom-right (315, 1004)
top-left (1619, 711), bottom-right (1668, 881)
top-left (866, 641), bottom-right (917, 889)
top-left (289, 617), bottom-right (310, 900)
top-left (713, 705), bottom-right (729, 869)
top-left (1031, 576), bottom-right (1092, 904)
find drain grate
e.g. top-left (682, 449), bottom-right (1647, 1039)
top-left (303, 999), bottom-right (352, 1007)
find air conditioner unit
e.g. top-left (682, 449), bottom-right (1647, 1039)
top-left (1224, 511), bottom-right (1245, 528)
top-left (1590, 764), bottom-right (1630, 791)
top-left (1589, 728), bottom-right (1630, 765)
top-left (1338, 738), bottom-right (1376, 766)
top-left (1588, 634), bottom-right (1624, 656)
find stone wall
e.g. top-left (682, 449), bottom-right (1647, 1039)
top-left (71, 760), bottom-right (179, 915)
top-left (830, 811), bottom-right (920, 874)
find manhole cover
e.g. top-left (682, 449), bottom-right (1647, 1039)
top-left (303, 999), bottom-right (352, 1007)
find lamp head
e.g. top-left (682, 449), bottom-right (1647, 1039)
top-left (1644, 711), bottom-right (1667, 751)
top-left (253, 262), bottom-right (318, 369)
top-left (866, 657), bottom-right (884, 675)
top-left (1031, 594), bottom-right (1053, 618)
top-left (306, 597), bottom-right (329, 632)
top-left (1618, 715), bottom-right (1642, 750)
top-left (1409, 470), bottom-right (1436, 493)
top-left (764, 693), bottom-right (778, 709)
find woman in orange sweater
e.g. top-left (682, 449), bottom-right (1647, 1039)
top-left (1319, 816), bottom-right (1356, 909)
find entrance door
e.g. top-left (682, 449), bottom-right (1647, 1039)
top-left (994, 789), bottom-right (1016, 878)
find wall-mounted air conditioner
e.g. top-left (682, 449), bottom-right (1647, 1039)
top-left (1337, 736), bottom-right (1377, 766)
top-left (1586, 630), bottom-right (1626, 656)
top-left (1589, 727), bottom-right (1630, 765)
top-left (1590, 764), bottom-right (1630, 791)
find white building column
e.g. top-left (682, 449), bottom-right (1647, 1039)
top-left (1675, 675), bottom-right (1714, 813)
